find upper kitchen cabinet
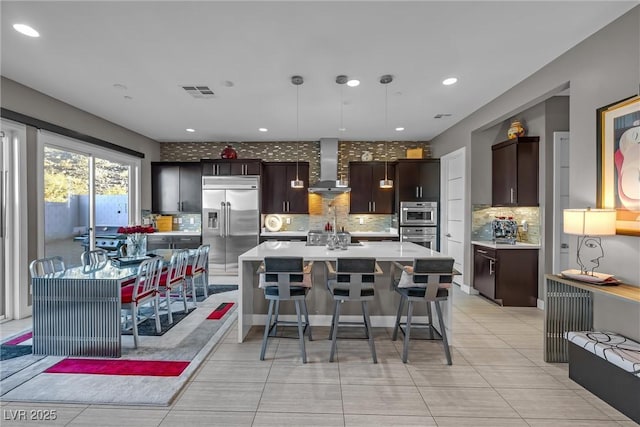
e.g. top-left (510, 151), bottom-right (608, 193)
top-left (349, 161), bottom-right (396, 214)
top-left (262, 162), bottom-right (309, 214)
top-left (395, 159), bottom-right (440, 202)
top-left (151, 162), bottom-right (202, 213)
top-left (491, 136), bottom-right (539, 206)
top-left (201, 159), bottom-right (262, 176)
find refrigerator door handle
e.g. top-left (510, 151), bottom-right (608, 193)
top-left (226, 201), bottom-right (231, 236)
top-left (220, 202), bottom-right (225, 236)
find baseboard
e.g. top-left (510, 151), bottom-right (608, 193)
top-left (458, 283), bottom-right (478, 295)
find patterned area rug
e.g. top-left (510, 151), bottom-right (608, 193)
top-left (0, 290), bottom-right (237, 406)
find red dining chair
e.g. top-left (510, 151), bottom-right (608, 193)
top-left (121, 256), bottom-right (164, 348)
top-left (186, 244), bottom-right (210, 304)
top-left (158, 249), bottom-right (190, 324)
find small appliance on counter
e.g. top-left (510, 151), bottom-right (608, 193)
top-left (492, 217), bottom-right (518, 244)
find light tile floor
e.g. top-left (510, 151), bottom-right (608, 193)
top-left (1, 286), bottom-right (635, 426)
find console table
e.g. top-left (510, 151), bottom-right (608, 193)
top-left (544, 274), bottom-right (640, 362)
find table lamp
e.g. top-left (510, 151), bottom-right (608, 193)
top-left (563, 208), bottom-right (616, 278)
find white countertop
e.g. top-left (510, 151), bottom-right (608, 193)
top-left (151, 231), bottom-right (201, 236)
top-left (472, 240), bottom-right (541, 249)
top-left (239, 241), bottom-right (441, 261)
top-left (260, 230), bottom-right (399, 238)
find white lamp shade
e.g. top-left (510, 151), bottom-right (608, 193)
top-left (563, 208), bottom-right (616, 236)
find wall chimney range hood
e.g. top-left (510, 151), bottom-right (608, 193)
top-left (308, 138), bottom-right (351, 193)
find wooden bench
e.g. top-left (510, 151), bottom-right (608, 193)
top-left (565, 331), bottom-right (640, 423)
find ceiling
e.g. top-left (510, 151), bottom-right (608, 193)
top-left (1, 1), bottom-right (636, 143)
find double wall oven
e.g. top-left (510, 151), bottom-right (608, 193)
top-left (399, 201), bottom-right (438, 250)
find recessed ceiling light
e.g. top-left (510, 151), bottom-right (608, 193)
top-left (442, 77), bottom-right (458, 86)
top-left (346, 79), bottom-right (360, 87)
top-left (13, 23), bottom-right (39, 37)
top-left (186, 128), bottom-right (195, 133)
top-left (258, 128), bottom-right (268, 132)
top-left (395, 127), bottom-right (405, 132)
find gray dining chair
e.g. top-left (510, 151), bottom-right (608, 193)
top-left (121, 256), bottom-right (164, 348)
top-left (392, 257), bottom-right (455, 364)
top-left (29, 256), bottom-right (66, 277)
top-left (81, 249), bottom-right (109, 267)
top-left (158, 249), bottom-right (190, 324)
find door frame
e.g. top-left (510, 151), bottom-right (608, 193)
top-left (552, 131), bottom-right (570, 274)
top-left (36, 130), bottom-right (141, 260)
top-left (1, 119), bottom-right (30, 319)
top-left (440, 146), bottom-right (473, 292)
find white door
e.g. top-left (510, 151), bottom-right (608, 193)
top-left (553, 132), bottom-right (570, 273)
top-left (440, 147), bottom-right (466, 287)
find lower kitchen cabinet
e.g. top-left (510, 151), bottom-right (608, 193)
top-left (473, 245), bottom-right (538, 306)
top-left (147, 234), bottom-right (201, 250)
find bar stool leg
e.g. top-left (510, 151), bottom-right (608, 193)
top-left (402, 300), bottom-right (414, 363)
top-left (426, 301), bottom-right (434, 339)
top-left (272, 300), bottom-right (280, 336)
top-left (435, 301), bottom-right (452, 365)
top-left (294, 300), bottom-right (307, 363)
top-left (392, 296), bottom-right (405, 341)
top-left (260, 299), bottom-right (275, 361)
top-left (302, 299), bottom-right (313, 341)
top-left (362, 301), bottom-right (377, 364)
top-left (330, 300), bottom-right (341, 362)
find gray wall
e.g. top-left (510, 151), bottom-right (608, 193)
top-left (1, 77), bottom-right (161, 301)
top-left (431, 7), bottom-right (640, 339)
top-left (1, 77), bottom-right (161, 209)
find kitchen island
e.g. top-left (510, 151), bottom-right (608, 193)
top-left (237, 241), bottom-right (452, 342)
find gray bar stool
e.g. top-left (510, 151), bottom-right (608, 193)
top-left (392, 257), bottom-right (455, 364)
top-left (259, 257), bottom-right (313, 363)
top-left (326, 258), bottom-right (382, 363)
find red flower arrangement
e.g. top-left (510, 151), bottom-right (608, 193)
top-left (117, 225), bottom-right (155, 234)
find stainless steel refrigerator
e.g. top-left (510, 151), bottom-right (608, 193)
top-left (202, 176), bottom-right (260, 275)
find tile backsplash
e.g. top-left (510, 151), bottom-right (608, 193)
top-left (471, 205), bottom-right (540, 244)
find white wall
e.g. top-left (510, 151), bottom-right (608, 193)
top-left (431, 7), bottom-right (640, 339)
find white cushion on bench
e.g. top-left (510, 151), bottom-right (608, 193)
top-left (565, 331), bottom-right (640, 378)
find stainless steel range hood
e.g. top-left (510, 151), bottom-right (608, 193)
top-left (308, 138), bottom-right (351, 193)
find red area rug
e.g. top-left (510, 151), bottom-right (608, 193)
top-left (207, 302), bottom-right (235, 320)
top-left (44, 359), bottom-right (190, 377)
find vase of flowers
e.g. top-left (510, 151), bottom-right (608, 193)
top-left (118, 225), bottom-right (154, 258)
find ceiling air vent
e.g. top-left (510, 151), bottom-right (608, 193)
top-left (182, 85), bottom-right (215, 98)
top-left (434, 113), bottom-right (452, 119)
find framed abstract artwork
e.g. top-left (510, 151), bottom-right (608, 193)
top-left (597, 95), bottom-right (640, 236)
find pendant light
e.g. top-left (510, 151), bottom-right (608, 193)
top-left (291, 75), bottom-right (304, 189)
top-left (379, 74), bottom-right (394, 189)
top-left (335, 75), bottom-right (349, 188)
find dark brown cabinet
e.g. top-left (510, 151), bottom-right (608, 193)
top-left (473, 245), bottom-right (538, 306)
top-left (201, 159), bottom-right (262, 176)
top-left (262, 162), bottom-right (309, 214)
top-left (492, 136), bottom-right (539, 206)
top-left (151, 162), bottom-right (202, 213)
top-left (396, 159), bottom-right (440, 202)
top-left (349, 162), bottom-right (396, 214)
